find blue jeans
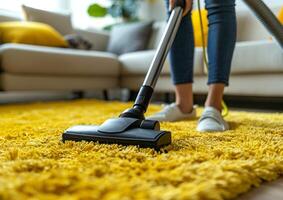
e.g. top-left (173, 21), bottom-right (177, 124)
top-left (165, 0), bottom-right (237, 86)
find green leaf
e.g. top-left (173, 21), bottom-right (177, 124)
top-left (87, 3), bottom-right (107, 17)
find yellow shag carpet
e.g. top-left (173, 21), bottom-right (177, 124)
top-left (0, 100), bottom-right (282, 200)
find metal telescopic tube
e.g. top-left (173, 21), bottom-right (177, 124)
top-left (143, 7), bottom-right (183, 88)
top-left (243, 0), bottom-right (283, 49)
top-left (128, 6), bottom-right (184, 116)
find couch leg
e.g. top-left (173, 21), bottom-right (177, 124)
top-left (72, 91), bottom-right (84, 99)
top-left (103, 90), bottom-right (109, 101)
top-left (164, 92), bottom-right (172, 103)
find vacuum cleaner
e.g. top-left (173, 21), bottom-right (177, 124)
top-left (62, 0), bottom-right (283, 149)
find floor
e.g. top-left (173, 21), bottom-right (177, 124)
top-left (237, 178), bottom-right (283, 200)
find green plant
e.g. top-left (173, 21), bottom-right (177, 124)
top-left (88, 0), bottom-right (140, 21)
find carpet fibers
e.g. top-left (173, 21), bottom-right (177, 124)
top-left (0, 100), bottom-right (282, 200)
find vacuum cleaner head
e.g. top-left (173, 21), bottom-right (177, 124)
top-left (62, 117), bottom-right (171, 149)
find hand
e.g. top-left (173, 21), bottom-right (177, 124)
top-left (169, 0), bottom-right (192, 16)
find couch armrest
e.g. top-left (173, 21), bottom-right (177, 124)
top-left (74, 28), bottom-right (110, 51)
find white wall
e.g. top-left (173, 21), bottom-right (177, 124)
top-left (0, 0), bottom-right (67, 12)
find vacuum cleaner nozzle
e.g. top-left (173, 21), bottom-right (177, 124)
top-left (62, 117), bottom-right (171, 149)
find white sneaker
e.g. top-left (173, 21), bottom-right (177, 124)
top-left (197, 106), bottom-right (229, 132)
top-left (147, 103), bottom-right (197, 122)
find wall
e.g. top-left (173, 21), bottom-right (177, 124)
top-left (0, 0), bottom-right (67, 12)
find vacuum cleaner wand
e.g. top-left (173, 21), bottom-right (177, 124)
top-left (62, 0), bottom-right (186, 149)
top-left (120, 5), bottom-right (184, 120)
top-left (243, 0), bottom-right (283, 49)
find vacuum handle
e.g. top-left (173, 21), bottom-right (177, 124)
top-left (143, 5), bottom-right (184, 88)
top-left (129, 2), bottom-right (185, 114)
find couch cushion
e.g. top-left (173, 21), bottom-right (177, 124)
top-left (236, 6), bottom-right (281, 42)
top-left (230, 40), bottom-right (283, 74)
top-left (192, 9), bottom-right (208, 47)
top-left (107, 22), bottom-right (153, 55)
top-left (22, 5), bottom-right (74, 35)
top-left (0, 44), bottom-right (120, 77)
top-left (148, 22), bottom-right (167, 50)
top-left (148, 6), bottom-right (281, 47)
top-left (0, 22), bottom-right (68, 47)
top-left (74, 28), bottom-right (110, 51)
top-left (278, 6), bottom-right (283, 24)
top-left (119, 48), bottom-right (204, 76)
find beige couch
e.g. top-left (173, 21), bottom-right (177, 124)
top-left (0, 7), bottom-right (282, 98)
top-left (0, 11), bottom-right (119, 92)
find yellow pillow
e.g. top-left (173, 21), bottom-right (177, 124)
top-left (0, 21), bottom-right (68, 47)
top-left (192, 9), bottom-right (208, 47)
top-left (278, 6), bottom-right (283, 24)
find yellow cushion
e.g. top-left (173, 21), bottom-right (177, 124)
top-left (0, 21), bottom-right (68, 47)
top-left (192, 9), bottom-right (208, 47)
top-left (278, 6), bottom-right (283, 24)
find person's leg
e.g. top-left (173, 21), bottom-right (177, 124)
top-left (168, 0), bottom-right (195, 113)
top-left (205, 84), bottom-right (224, 111)
top-left (175, 83), bottom-right (193, 113)
top-left (198, 0), bottom-right (236, 132)
top-left (204, 0), bottom-right (237, 111)
top-left (147, 0), bottom-right (195, 121)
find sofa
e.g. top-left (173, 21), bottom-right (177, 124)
top-left (0, 11), bottom-right (118, 93)
top-left (0, 6), bottom-right (282, 99)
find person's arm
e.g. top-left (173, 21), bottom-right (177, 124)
top-left (169, 0), bottom-right (192, 16)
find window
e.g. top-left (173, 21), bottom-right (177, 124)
top-left (0, 0), bottom-right (280, 30)
top-left (0, 0), bottom-right (115, 29)
top-left (69, 0), bottom-right (115, 30)
top-left (0, 0), bottom-right (67, 12)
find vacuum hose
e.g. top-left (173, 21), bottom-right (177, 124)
top-left (243, 0), bottom-right (283, 49)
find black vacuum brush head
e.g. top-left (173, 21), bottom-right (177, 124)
top-left (62, 117), bottom-right (171, 149)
